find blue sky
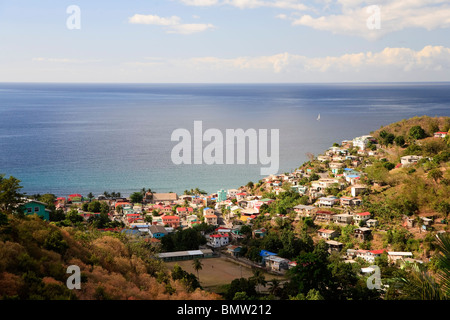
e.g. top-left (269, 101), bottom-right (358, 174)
top-left (1, 0), bottom-right (450, 82)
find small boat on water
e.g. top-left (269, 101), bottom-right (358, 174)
top-left (317, 113), bottom-right (321, 121)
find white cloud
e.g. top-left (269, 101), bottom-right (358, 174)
top-left (291, 0), bottom-right (450, 39)
top-left (126, 45), bottom-right (450, 76)
top-left (128, 14), bottom-right (215, 34)
top-left (167, 23), bottom-right (216, 34)
top-left (180, 0), bottom-right (219, 5)
top-left (179, 0), bottom-right (309, 10)
top-left (128, 14), bottom-right (181, 26)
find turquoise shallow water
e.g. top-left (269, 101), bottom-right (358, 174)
top-left (0, 82), bottom-right (449, 197)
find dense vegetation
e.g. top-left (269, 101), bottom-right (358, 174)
top-left (0, 194), bottom-right (218, 300)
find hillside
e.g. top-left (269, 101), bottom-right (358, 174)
top-left (0, 214), bottom-right (219, 300)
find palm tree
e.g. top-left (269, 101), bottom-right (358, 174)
top-left (400, 232), bottom-right (450, 299)
top-left (268, 279), bottom-right (281, 297)
top-left (193, 258), bottom-right (203, 281)
top-left (250, 269), bottom-right (266, 294)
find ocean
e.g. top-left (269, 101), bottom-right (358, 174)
top-left (0, 82), bottom-right (449, 197)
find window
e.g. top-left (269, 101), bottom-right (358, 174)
top-left (35, 207), bottom-right (39, 212)
top-left (27, 208), bottom-right (32, 213)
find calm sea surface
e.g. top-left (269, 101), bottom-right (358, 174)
top-left (0, 83), bottom-right (449, 197)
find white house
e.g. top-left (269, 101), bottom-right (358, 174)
top-left (351, 185), bottom-right (367, 197)
top-left (401, 155), bottom-right (423, 166)
top-left (317, 228), bottom-right (339, 239)
top-left (317, 196), bottom-right (340, 207)
top-left (352, 135), bottom-right (374, 150)
top-left (434, 132), bottom-right (448, 138)
top-left (387, 252), bottom-right (413, 263)
top-left (227, 189), bottom-right (239, 198)
top-left (353, 212), bottom-right (371, 224)
top-left (209, 233), bottom-right (229, 248)
top-left (333, 213), bottom-right (354, 225)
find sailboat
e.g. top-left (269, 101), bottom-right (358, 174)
top-left (317, 113), bottom-right (321, 121)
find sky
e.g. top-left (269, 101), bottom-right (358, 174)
top-left (1, 0), bottom-right (450, 83)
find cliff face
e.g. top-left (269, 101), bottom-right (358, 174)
top-left (0, 216), bottom-right (219, 300)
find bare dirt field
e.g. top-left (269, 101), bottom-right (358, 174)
top-left (165, 256), bottom-right (286, 293)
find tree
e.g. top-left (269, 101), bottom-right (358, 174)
top-left (428, 168), bottom-right (443, 183)
top-left (268, 279), bottom-right (282, 297)
top-left (225, 278), bottom-right (257, 300)
top-left (394, 135), bottom-right (405, 147)
top-left (130, 192), bottom-right (143, 204)
top-left (88, 200), bottom-right (101, 213)
top-left (0, 174), bottom-right (24, 214)
top-left (399, 263), bottom-right (445, 300)
top-left (192, 258), bottom-right (203, 281)
top-left (409, 125), bottom-right (427, 140)
top-left (250, 268), bottom-right (266, 294)
top-left (87, 192), bottom-right (94, 202)
top-left (379, 130), bottom-right (395, 146)
top-left (66, 209), bottom-right (83, 224)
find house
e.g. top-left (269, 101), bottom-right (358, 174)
top-left (217, 189), bottom-right (228, 202)
top-left (366, 219), bottom-right (379, 228)
top-left (204, 214), bottom-right (218, 226)
top-left (292, 185), bottom-right (308, 195)
top-left (22, 200), bottom-right (51, 221)
top-left (317, 228), bottom-right (339, 239)
top-left (161, 215), bottom-right (180, 228)
top-left (353, 212), bottom-right (371, 225)
top-left (226, 245), bottom-right (242, 257)
top-left (347, 249), bottom-right (384, 262)
top-left (340, 196), bottom-right (362, 207)
top-left (421, 216), bottom-right (433, 230)
top-left (317, 155), bottom-right (331, 162)
top-left (434, 132), bottom-right (448, 138)
top-left (352, 135), bottom-right (375, 150)
top-left (345, 175), bottom-right (361, 185)
top-left (209, 233), bottom-right (229, 248)
top-left (227, 189), bottom-right (239, 198)
top-left (315, 210), bottom-right (336, 223)
top-left (351, 185), bottom-right (367, 197)
top-left (264, 255), bottom-right (290, 272)
top-left (311, 179), bottom-right (342, 192)
top-left (403, 216), bottom-right (416, 228)
top-left (317, 196), bottom-right (339, 207)
top-left (326, 240), bottom-right (344, 253)
top-left (147, 192), bottom-right (178, 204)
top-left (388, 251), bottom-right (413, 264)
top-left (121, 228), bottom-right (142, 237)
top-left (293, 205), bottom-right (317, 217)
top-left (149, 225), bottom-right (168, 239)
top-left (354, 227), bottom-right (372, 240)
top-left (401, 155), bottom-right (423, 166)
top-left (252, 228), bottom-right (267, 238)
top-left (203, 207), bottom-right (215, 216)
top-left (333, 213), bottom-right (354, 225)
top-left (329, 162), bottom-right (345, 174)
top-left (366, 250), bottom-right (386, 263)
top-left (236, 192), bottom-right (247, 200)
top-left (68, 194), bottom-right (83, 203)
top-left (176, 206), bottom-right (193, 215)
top-left (157, 249), bottom-right (213, 262)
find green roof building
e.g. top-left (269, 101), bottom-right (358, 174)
top-left (22, 200), bottom-right (50, 221)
